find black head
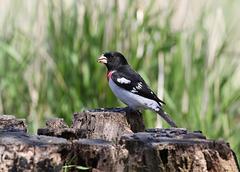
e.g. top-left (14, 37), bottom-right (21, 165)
top-left (97, 51), bottom-right (128, 71)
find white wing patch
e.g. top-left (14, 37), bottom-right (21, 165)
top-left (131, 82), bottom-right (142, 93)
top-left (131, 87), bottom-right (138, 93)
top-left (117, 77), bottom-right (131, 84)
top-left (136, 82), bottom-right (143, 90)
top-left (109, 77), bottom-right (160, 111)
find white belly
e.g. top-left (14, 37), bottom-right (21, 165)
top-left (109, 77), bottom-right (160, 111)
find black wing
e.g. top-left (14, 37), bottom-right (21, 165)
top-left (111, 65), bottom-right (165, 106)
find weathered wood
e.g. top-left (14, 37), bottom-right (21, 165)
top-left (0, 115), bottom-right (28, 132)
top-left (122, 128), bottom-right (239, 172)
top-left (0, 113), bottom-right (239, 172)
top-left (45, 118), bottom-right (69, 128)
top-left (0, 131), bottom-right (71, 171)
top-left (38, 118), bottom-right (86, 140)
top-left (38, 128), bottom-right (86, 141)
top-left (38, 107), bottom-right (145, 142)
top-left (72, 139), bottom-right (128, 172)
top-left (71, 107), bottom-right (145, 142)
top-left (83, 107), bottom-right (146, 133)
top-left (0, 115), bottom-right (15, 120)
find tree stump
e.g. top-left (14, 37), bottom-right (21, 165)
top-left (122, 128), bottom-right (239, 171)
top-left (0, 115), bottom-right (28, 132)
top-left (0, 110), bottom-right (239, 172)
top-left (0, 131), bottom-right (71, 171)
top-left (72, 138), bottom-right (128, 172)
top-left (71, 107), bottom-right (145, 142)
top-left (38, 118), bottom-right (86, 140)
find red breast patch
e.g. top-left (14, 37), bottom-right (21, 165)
top-left (107, 71), bottom-right (114, 82)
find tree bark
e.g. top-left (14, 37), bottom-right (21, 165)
top-left (71, 107), bottom-right (145, 143)
top-left (122, 128), bottom-right (239, 172)
top-left (0, 110), bottom-right (239, 172)
top-left (0, 115), bottom-right (28, 132)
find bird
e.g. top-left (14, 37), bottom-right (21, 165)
top-left (97, 51), bottom-right (178, 128)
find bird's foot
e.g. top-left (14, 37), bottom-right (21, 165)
top-left (126, 107), bottom-right (142, 116)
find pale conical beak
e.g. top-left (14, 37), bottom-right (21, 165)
top-left (97, 55), bottom-right (107, 64)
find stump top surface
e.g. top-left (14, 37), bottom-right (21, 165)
top-left (0, 131), bottom-right (70, 146)
top-left (0, 115), bottom-right (16, 120)
top-left (122, 128), bottom-right (213, 144)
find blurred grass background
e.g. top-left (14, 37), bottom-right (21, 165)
top-left (0, 0), bottom-right (240, 163)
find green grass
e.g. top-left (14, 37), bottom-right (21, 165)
top-left (62, 155), bottom-right (90, 171)
top-left (0, 0), bottom-right (239, 165)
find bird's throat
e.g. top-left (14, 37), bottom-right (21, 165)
top-left (107, 71), bottom-right (115, 82)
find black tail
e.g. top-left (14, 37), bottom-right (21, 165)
top-left (155, 108), bottom-right (178, 128)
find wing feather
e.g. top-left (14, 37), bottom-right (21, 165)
top-left (111, 65), bottom-right (165, 106)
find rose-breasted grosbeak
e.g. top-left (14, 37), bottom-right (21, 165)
top-left (97, 51), bottom-right (178, 128)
